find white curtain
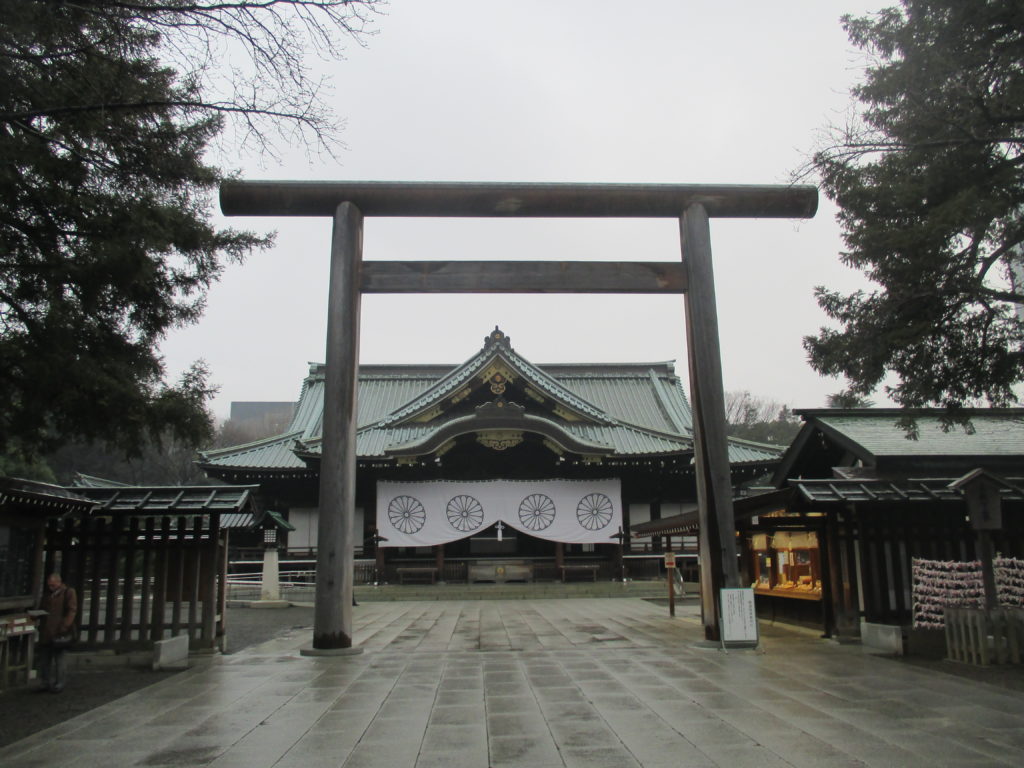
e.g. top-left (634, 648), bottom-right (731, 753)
top-left (376, 478), bottom-right (622, 548)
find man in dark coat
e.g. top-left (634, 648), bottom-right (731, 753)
top-left (37, 573), bottom-right (77, 693)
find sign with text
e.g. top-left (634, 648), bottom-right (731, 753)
top-left (664, 552), bottom-right (676, 568)
top-left (720, 588), bottom-right (758, 645)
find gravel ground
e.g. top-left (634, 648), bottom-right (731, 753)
top-left (0, 605), bottom-right (313, 748)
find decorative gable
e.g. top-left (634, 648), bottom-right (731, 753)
top-left (385, 327), bottom-right (614, 428)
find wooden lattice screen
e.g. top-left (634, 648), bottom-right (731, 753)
top-left (43, 513), bottom-right (228, 651)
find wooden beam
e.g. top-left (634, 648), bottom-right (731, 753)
top-left (360, 261), bottom-right (687, 294)
top-left (221, 180), bottom-right (817, 219)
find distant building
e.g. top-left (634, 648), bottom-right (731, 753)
top-left (228, 401), bottom-right (296, 435)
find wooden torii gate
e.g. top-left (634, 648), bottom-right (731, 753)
top-left (219, 181), bottom-right (818, 651)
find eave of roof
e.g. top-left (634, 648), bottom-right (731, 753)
top-left (0, 476), bottom-right (95, 517)
top-left (630, 489), bottom-right (792, 537)
top-left (72, 485), bottom-right (260, 515)
top-left (71, 473), bottom-right (132, 489)
top-left (789, 476), bottom-right (1024, 504)
top-left (796, 409), bottom-right (1024, 458)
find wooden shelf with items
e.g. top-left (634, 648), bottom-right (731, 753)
top-left (749, 531), bottom-right (822, 602)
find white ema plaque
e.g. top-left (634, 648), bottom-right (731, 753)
top-left (720, 588), bottom-right (758, 645)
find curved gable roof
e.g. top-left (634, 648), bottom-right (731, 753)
top-left (201, 328), bottom-right (785, 472)
top-left (376, 328), bottom-right (616, 427)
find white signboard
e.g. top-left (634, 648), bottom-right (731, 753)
top-left (720, 588), bottom-right (759, 645)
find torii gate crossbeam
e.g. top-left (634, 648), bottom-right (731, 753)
top-left (219, 180), bottom-right (817, 649)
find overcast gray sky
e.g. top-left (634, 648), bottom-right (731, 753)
top-left (162, 0), bottom-right (886, 420)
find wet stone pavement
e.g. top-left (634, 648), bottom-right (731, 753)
top-left (1, 598), bottom-right (1022, 767)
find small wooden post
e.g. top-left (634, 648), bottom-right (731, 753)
top-left (312, 201), bottom-right (363, 651)
top-left (666, 551), bottom-right (677, 617)
top-left (681, 204), bottom-right (740, 641)
top-left (435, 543), bottom-right (445, 584)
top-left (217, 529), bottom-right (229, 650)
top-left (374, 532), bottom-right (387, 585)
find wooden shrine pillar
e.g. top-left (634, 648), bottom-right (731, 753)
top-left (681, 204), bottom-right (740, 641)
top-left (555, 541), bottom-right (564, 570)
top-left (825, 510), bottom-right (859, 639)
top-left (312, 202), bottom-right (363, 652)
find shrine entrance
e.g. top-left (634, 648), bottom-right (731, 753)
top-left (219, 180), bottom-right (817, 649)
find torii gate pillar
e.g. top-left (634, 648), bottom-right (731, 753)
top-left (681, 205), bottom-right (741, 635)
top-left (312, 202), bottom-right (363, 651)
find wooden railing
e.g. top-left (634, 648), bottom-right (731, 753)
top-left (945, 607), bottom-right (1024, 665)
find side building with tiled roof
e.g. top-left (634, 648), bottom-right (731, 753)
top-left (199, 328), bottom-right (783, 579)
top-left (734, 408), bottom-right (1024, 652)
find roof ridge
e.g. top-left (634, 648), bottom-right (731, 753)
top-left (646, 368), bottom-right (690, 435)
top-left (724, 434), bottom-right (788, 452)
top-left (375, 329), bottom-right (619, 428)
top-left (199, 430), bottom-right (304, 460)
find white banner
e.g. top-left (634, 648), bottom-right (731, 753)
top-left (376, 478), bottom-right (622, 548)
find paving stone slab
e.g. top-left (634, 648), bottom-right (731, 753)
top-left (3, 598), bottom-right (1023, 768)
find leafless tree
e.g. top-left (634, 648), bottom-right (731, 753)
top-left (7, 1), bottom-right (385, 159)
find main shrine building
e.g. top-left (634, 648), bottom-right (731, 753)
top-left (199, 328), bottom-right (782, 580)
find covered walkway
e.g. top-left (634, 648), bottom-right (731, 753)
top-left (1, 598), bottom-right (1021, 767)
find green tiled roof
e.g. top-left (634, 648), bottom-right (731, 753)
top-left (810, 410), bottom-right (1024, 458)
top-left (73, 485), bottom-right (260, 514)
top-left (201, 329), bottom-right (783, 472)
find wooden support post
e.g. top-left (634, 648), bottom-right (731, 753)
top-left (150, 518), bottom-right (168, 642)
top-left (555, 541), bottom-right (564, 571)
top-left (201, 517), bottom-right (219, 647)
top-left (217, 530), bottom-right (229, 650)
top-left (435, 543), bottom-right (445, 584)
top-left (103, 518), bottom-right (120, 645)
top-left (374, 534), bottom-right (387, 584)
top-left (188, 518), bottom-right (202, 645)
top-left (139, 518), bottom-right (154, 642)
top-left (312, 201), bottom-right (363, 651)
top-left (120, 518), bottom-right (138, 644)
top-left (978, 531), bottom-right (998, 611)
top-left (680, 204), bottom-right (739, 641)
top-left (171, 517), bottom-right (185, 635)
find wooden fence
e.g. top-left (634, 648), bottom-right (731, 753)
top-left (44, 513), bottom-right (227, 652)
top-left (945, 607), bottom-right (1024, 665)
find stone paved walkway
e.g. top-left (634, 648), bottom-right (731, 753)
top-left (1, 598), bottom-right (1022, 767)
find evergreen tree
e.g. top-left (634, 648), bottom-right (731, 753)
top-left (0, 1), bottom-right (378, 458)
top-left (802, 0), bottom-right (1024, 416)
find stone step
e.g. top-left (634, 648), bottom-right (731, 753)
top-left (343, 580), bottom-right (687, 602)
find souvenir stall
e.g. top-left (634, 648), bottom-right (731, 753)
top-left (770, 409), bottom-right (1024, 651)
